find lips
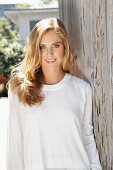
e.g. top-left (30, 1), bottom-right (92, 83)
top-left (45, 59), bottom-right (56, 63)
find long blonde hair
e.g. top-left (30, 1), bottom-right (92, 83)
top-left (9, 18), bottom-right (75, 106)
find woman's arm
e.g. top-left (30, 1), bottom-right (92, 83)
top-left (82, 83), bottom-right (102, 170)
top-left (6, 88), bottom-right (24, 170)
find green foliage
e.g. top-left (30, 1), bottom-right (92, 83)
top-left (0, 38), bottom-right (24, 77)
top-left (15, 3), bottom-right (33, 9)
top-left (38, 0), bottom-right (58, 7)
top-left (0, 17), bottom-right (24, 78)
top-left (0, 17), bottom-right (18, 40)
top-left (42, 0), bottom-right (54, 5)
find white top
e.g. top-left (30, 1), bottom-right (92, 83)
top-left (7, 73), bottom-right (102, 170)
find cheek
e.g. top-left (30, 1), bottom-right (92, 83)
top-left (59, 48), bottom-right (65, 59)
top-left (40, 52), bottom-right (47, 64)
top-left (40, 56), bottom-right (45, 65)
top-left (39, 54), bottom-right (44, 65)
top-left (40, 50), bottom-right (46, 58)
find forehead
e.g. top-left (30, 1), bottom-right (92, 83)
top-left (40, 30), bottom-right (62, 44)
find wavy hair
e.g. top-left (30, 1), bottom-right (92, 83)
top-left (9, 18), bottom-right (75, 106)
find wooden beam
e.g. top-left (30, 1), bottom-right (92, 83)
top-left (59, 0), bottom-right (113, 169)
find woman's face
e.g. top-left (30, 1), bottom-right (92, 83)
top-left (39, 29), bottom-right (65, 73)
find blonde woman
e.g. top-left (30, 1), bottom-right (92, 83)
top-left (7, 18), bottom-right (102, 170)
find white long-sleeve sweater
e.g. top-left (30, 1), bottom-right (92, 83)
top-left (7, 73), bottom-right (102, 170)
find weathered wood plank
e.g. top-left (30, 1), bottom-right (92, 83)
top-left (59, 0), bottom-right (113, 169)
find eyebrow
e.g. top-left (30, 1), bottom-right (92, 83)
top-left (40, 41), bottom-right (62, 46)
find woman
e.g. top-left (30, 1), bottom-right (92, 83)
top-left (7, 18), bottom-right (102, 170)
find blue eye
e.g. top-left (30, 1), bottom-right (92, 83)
top-left (53, 44), bottom-right (60, 48)
top-left (40, 46), bottom-right (46, 50)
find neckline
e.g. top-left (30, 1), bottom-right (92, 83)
top-left (42, 73), bottom-right (70, 91)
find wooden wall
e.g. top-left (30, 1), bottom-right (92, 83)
top-left (59, 0), bottom-right (113, 169)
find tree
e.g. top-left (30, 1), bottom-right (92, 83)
top-left (15, 3), bottom-right (33, 9)
top-left (0, 17), bottom-right (24, 77)
top-left (0, 17), bottom-right (25, 96)
top-left (0, 17), bottom-right (18, 40)
top-left (0, 38), bottom-right (24, 77)
top-left (37, 0), bottom-right (58, 8)
top-left (14, 0), bottom-right (58, 9)
top-left (42, 0), bottom-right (54, 5)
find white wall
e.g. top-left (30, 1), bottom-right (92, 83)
top-left (18, 10), bottom-right (59, 41)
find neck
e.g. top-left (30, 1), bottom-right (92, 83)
top-left (42, 70), bottom-right (65, 85)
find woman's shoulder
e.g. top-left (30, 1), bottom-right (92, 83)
top-left (67, 74), bottom-right (92, 99)
top-left (68, 73), bottom-right (91, 89)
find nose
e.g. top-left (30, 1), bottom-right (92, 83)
top-left (47, 47), bottom-right (54, 57)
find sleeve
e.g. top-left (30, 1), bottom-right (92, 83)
top-left (6, 89), bottom-right (24, 170)
top-left (82, 83), bottom-right (102, 170)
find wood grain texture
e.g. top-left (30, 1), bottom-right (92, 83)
top-left (59, 0), bottom-right (113, 169)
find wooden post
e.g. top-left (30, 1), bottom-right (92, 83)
top-left (59, 0), bottom-right (113, 169)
